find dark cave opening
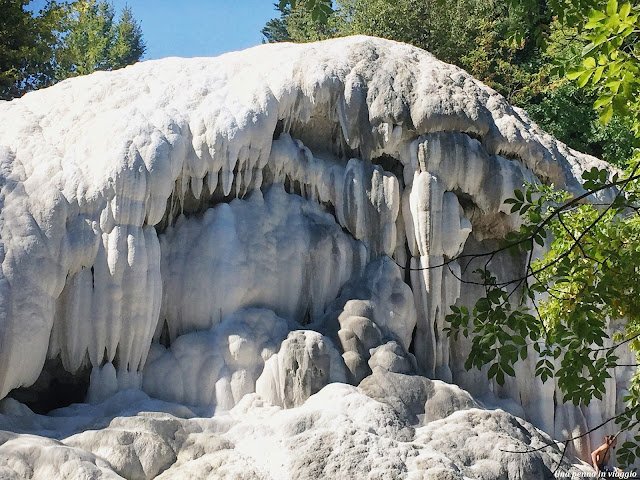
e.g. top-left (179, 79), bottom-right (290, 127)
top-left (8, 357), bottom-right (91, 414)
top-left (159, 319), bottom-right (172, 348)
top-left (370, 153), bottom-right (405, 181)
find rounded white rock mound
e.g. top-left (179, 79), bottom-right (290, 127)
top-left (0, 35), bottom-right (630, 477)
top-left (0, 379), bottom-right (590, 479)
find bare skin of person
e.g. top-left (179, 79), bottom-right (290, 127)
top-left (591, 435), bottom-right (622, 476)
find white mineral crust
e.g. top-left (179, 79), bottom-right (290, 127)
top-left (0, 36), bottom-right (634, 478)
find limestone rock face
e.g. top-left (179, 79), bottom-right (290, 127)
top-left (0, 35), bottom-right (633, 478)
top-left (0, 387), bottom-right (588, 480)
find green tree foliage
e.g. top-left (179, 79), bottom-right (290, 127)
top-left (55, 0), bottom-right (145, 78)
top-left (520, 9), bottom-right (636, 167)
top-left (0, 0), bottom-right (145, 101)
top-left (446, 0), bottom-right (640, 465)
top-left (526, 81), bottom-right (635, 166)
top-left (262, 4), bottom-right (292, 43)
top-left (263, 1), bottom-right (340, 42)
top-left (266, 0), bottom-right (527, 79)
top-left (0, 0), bottom-right (63, 99)
top-left (110, 6), bottom-right (145, 67)
top-left (277, 0), bottom-right (333, 23)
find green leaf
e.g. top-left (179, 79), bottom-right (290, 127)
top-left (600, 103), bottom-right (614, 123)
top-left (520, 347), bottom-right (528, 361)
top-left (577, 70), bottom-right (593, 87)
top-left (584, 19), bottom-right (600, 29)
top-left (619, 2), bottom-right (631, 18)
top-left (594, 94), bottom-right (613, 108)
top-left (488, 288), bottom-right (503, 304)
top-left (607, 0), bottom-right (618, 16)
top-left (503, 363), bottom-right (516, 377)
top-left (593, 32), bottom-right (608, 47)
top-left (514, 189), bottom-right (524, 201)
top-left (583, 57), bottom-right (596, 69)
top-left (566, 68), bottom-right (584, 80)
top-left (588, 9), bottom-right (607, 22)
top-left (593, 65), bottom-right (605, 84)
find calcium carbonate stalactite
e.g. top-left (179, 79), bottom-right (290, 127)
top-left (268, 133), bottom-right (400, 258)
top-left (402, 131), bottom-right (575, 439)
top-left (158, 186), bottom-right (368, 341)
top-left (406, 163), bottom-right (471, 379)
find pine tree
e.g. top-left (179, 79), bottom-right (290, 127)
top-left (0, 0), bottom-right (146, 100)
top-left (56, 0), bottom-right (146, 79)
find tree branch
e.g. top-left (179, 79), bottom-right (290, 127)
top-left (500, 404), bottom-right (640, 454)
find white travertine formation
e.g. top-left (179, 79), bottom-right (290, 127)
top-left (158, 185), bottom-right (366, 340)
top-left (143, 308), bottom-right (291, 409)
top-left (0, 383), bottom-right (592, 479)
top-left (255, 330), bottom-right (347, 408)
top-left (0, 35), bottom-right (634, 477)
top-left (321, 257), bottom-right (418, 383)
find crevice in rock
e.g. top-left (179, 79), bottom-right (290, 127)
top-left (302, 306), bottom-right (312, 326)
top-left (159, 319), bottom-right (171, 348)
top-left (272, 119), bottom-right (285, 140)
top-left (497, 149), bottom-right (525, 164)
top-left (462, 130), bottom-right (484, 145)
top-left (451, 189), bottom-right (477, 216)
top-left (408, 324), bottom-right (418, 358)
top-left (370, 153), bottom-right (404, 182)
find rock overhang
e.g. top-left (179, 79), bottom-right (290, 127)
top-left (0, 31), bottom-right (614, 411)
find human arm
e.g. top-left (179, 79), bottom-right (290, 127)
top-left (591, 444), bottom-right (606, 473)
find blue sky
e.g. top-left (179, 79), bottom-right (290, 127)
top-left (29, 1), bottom-right (281, 59)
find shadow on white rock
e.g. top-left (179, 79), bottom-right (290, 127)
top-left (142, 309), bottom-right (290, 409)
top-left (321, 256), bottom-right (418, 384)
top-left (359, 370), bottom-right (479, 426)
top-left (143, 309), bottom-right (347, 412)
top-left (256, 330), bottom-right (346, 408)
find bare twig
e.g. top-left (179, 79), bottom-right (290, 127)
top-left (552, 441), bottom-right (569, 477)
top-left (392, 170), bottom-right (640, 277)
top-left (500, 404), bottom-right (640, 454)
